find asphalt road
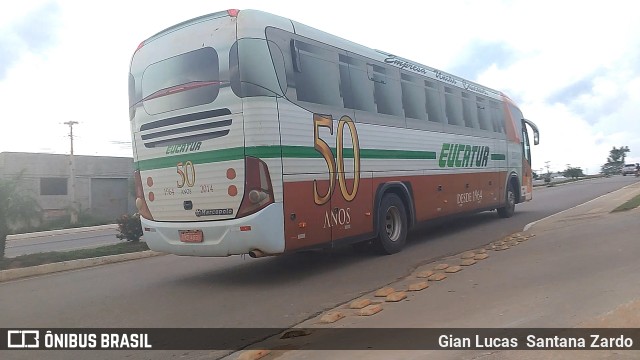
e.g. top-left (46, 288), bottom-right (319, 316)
top-left (1, 175), bottom-right (638, 360)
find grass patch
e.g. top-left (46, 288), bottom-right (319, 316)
top-left (612, 194), bottom-right (640, 213)
top-left (0, 242), bottom-right (149, 270)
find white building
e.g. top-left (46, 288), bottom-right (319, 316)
top-left (0, 152), bottom-right (135, 222)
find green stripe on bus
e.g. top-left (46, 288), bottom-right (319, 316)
top-left (136, 146), bottom-right (437, 170)
top-left (491, 154), bottom-right (506, 160)
top-left (137, 147), bottom-right (245, 171)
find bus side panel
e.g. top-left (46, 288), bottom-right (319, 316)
top-left (370, 171), bottom-right (503, 223)
top-left (282, 178), bottom-right (331, 251)
top-left (282, 176), bottom-right (374, 251)
top-left (329, 172), bottom-right (373, 243)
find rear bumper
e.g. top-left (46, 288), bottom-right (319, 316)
top-left (141, 203), bottom-right (285, 257)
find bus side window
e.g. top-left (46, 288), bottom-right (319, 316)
top-left (476, 97), bottom-right (492, 131)
top-left (401, 73), bottom-right (427, 121)
top-left (371, 64), bottom-right (404, 117)
top-left (444, 86), bottom-right (464, 127)
top-left (462, 91), bottom-right (480, 129)
top-left (341, 55), bottom-right (376, 112)
top-left (230, 39), bottom-right (285, 98)
top-left (291, 40), bottom-right (343, 107)
top-left (490, 101), bottom-right (506, 134)
top-left (425, 81), bottom-right (445, 124)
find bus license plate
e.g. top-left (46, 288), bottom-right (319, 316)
top-left (179, 230), bottom-right (203, 243)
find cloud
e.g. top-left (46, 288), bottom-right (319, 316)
top-left (0, 1), bottom-right (61, 79)
top-left (547, 73), bottom-right (600, 106)
top-left (447, 41), bottom-right (519, 80)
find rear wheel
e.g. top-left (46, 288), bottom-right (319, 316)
top-left (497, 181), bottom-right (516, 218)
top-left (373, 193), bottom-right (407, 254)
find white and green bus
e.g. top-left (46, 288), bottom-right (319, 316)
top-left (128, 9), bottom-right (539, 257)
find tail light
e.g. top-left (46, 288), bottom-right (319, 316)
top-left (134, 170), bottom-right (154, 220)
top-left (237, 157), bottom-right (274, 218)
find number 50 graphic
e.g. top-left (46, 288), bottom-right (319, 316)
top-left (313, 114), bottom-right (361, 205)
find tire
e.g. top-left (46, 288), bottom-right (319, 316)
top-left (373, 193), bottom-right (408, 254)
top-left (497, 181), bottom-right (516, 218)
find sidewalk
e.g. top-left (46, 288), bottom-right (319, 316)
top-left (231, 181), bottom-right (640, 360)
top-left (6, 224), bottom-right (118, 241)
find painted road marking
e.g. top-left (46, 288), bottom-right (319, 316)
top-left (375, 287), bottom-right (395, 297)
top-left (408, 281), bottom-right (429, 291)
top-left (357, 304), bottom-right (383, 316)
top-left (428, 273), bottom-right (447, 281)
top-left (385, 292), bottom-right (407, 302)
top-left (320, 311), bottom-right (345, 323)
top-left (237, 349), bottom-right (270, 360)
top-left (349, 299), bottom-right (371, 309)
top-left (445, 265), bottom-right (463, 273)
top-left (417, 270), bottom-right (434, 278)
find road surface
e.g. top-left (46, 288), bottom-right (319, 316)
top-left (1, 176), bottom-right (638, 360)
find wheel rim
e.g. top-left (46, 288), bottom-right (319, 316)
top-left (385, 206), bottom-right (402, 242)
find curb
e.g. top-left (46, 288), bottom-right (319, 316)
top-left (523, 180), bottom-right (640, 232)
top-left (7, 224), bottom-right (118, 241)
top-left (0, 250), bottom-right (165, 283)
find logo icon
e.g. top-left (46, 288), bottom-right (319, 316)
top-left (7, 330), bottom-right (39, 348)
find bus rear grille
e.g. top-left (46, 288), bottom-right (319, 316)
top-left (140, 108), bottom-right (232, 148)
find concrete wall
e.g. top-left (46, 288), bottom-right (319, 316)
top-left (0, 152), bottom-right (135, 222)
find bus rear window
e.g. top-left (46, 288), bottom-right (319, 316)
top-left (142, 47), bottom-right (220, 115)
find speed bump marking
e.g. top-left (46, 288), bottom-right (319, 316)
top-left (428, 273), bottom-right (447, 281)
top-left (238, 349), bottom-right (270, 360)
top-left (461, 252), bottom-right (476, 259)
top-left (408, 281), bottom-right (429, 291)
top-left (375, 287), bottom-right (395, 297)
top-left (474, 253), bottom-right (489, 260)
top-left (357, 304), bottom-right (383, 316)
top-left (386, 291), bottom-right (407, 302)
top-left (445, 265), bottom-right (463, 273)
top-left (320, 311), bottom-right (345, 323)
top-left (417, 270), bottom-right (434, 278)
top-left (461, 259), bottom-right (477, 266)
top-left (434, 264), bottom-right (449, 270)
top-left (349, 299), bottom-right (372, 309)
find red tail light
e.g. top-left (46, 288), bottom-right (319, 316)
top-left (237, 157), bottom-right (274, 218)
top-left (134, 170), bottom-right (154, 220)
top-left (134, 41), bottom-right (145, 53)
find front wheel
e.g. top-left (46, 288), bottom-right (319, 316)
top-left (497, 181), bottom-right (516, 218)
top-left (373, 193), bottom-right (408, 255)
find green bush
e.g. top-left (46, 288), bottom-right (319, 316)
top-left (116, 213), bottom-right (143, 242)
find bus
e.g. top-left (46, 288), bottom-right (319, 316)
top-left (128, 9), bottom-right (540, 257)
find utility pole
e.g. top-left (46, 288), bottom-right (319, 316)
top-left (64, 121), bottom-right (79, 224)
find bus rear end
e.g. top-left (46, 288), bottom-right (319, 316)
top-left (128, 10), bottom-right (284, 257)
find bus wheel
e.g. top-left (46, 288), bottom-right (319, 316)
top-left (497, 181), bottom-right (516, 218)
top-left (374, 193), bottom-right (407, 254)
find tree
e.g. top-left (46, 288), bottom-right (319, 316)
top-left (0, 176), bottom-right (43, 258)
top-left (607, 146), bottom-right (630, 163)
top-left (562, 167), bottom-right (585, 179)
top-left (601, 146), bottom-right (630, 175)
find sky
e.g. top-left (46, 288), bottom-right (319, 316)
top-left (1, 0), bottom-right (639, 174)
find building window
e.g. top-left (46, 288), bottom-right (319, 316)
top-left (41, 178), bottom-right (68, 195)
